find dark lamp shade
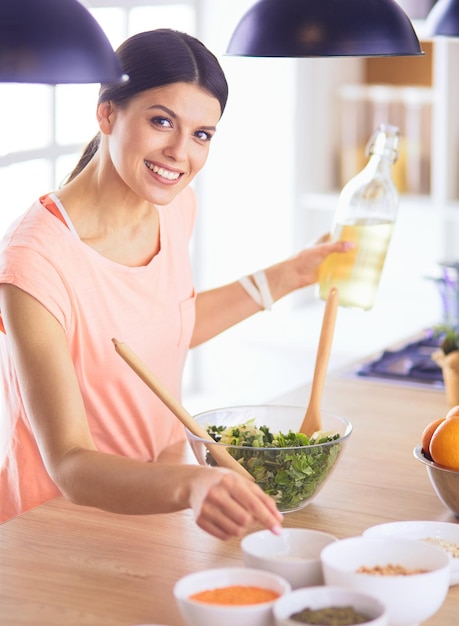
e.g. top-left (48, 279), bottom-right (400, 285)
top-left (0, 0), bottom-right (123, 84)
top-left (426, 0), bottom-right (459, 36)
top-left (227, 0), bottom-right (423, 57)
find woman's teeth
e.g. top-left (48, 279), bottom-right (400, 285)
top-left (145, 161), bottom-right (180, 180)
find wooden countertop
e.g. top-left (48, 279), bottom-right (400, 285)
top-left (1, 374), bottom-right (458, 625)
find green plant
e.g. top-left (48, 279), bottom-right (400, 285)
top-left (433, 324), bottom-right (459, 355)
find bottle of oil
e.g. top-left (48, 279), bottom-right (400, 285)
top-left (318, 123), bottom-right (400, 310)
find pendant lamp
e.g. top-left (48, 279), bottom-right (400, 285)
top-left (0, 0), bottom-right (123, 84)
top-left (426, 0), bottom-right (459, 35)
top-left (227, 0), bottom-right (423, 57)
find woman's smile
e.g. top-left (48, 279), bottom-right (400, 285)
top-left (144, 159), bottom-right (183, 182)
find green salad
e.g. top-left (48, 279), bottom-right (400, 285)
top-left (206, 419), bottom-right (342, 512)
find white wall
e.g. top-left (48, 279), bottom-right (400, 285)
top-left (183, 4), bottom-right (446, 414)
top-left (183, 2), bottom-right (299, 408)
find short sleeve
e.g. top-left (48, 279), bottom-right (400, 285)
top-left (0, 245), bottom-right (72, 333)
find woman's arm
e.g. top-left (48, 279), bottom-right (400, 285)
top-left (191, 236), bottom-right (352, 346)
top-left (0, 284), bottom-right (282, 539)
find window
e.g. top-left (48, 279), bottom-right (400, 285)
top-left (0, 1), bottom-right (298, 407)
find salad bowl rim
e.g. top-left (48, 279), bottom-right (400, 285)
top-left (186, 405), bottom-right (352, 449)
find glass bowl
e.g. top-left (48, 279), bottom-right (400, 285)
top-left (413, 444), bottom-right (459, 517)
top-left (185, 405), bottom-right (352, 513)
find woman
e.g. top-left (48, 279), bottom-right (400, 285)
top-left (0, 29), bottom-right (351, 538)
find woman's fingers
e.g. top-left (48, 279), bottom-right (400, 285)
top-left (191, 469), bottom-right (283, 540)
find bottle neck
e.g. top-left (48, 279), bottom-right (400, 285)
top-left (367, 125), bottom-right (399, 161)
top-left (363, 151), bottom-right (395, 178)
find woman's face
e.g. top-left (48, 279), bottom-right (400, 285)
top-left (98, 82), bottom-right (222, 205)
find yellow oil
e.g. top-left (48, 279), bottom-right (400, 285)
top-left (318, 220), bottom-right (393, 310)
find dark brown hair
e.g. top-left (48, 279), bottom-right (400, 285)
top-left (67, 29), bottom-right (228, 182)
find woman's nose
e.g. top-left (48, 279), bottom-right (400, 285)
top-left (164, 134), bottom-right (188, 162)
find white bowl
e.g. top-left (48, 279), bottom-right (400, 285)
top-left (321, 536), bottom-right (451, 626)
top-left (173, 566), bottom-right (291, 626)
top-left (241, 528), bottom-right (338, 589)
top-left (363, 520), bottom-right (459, 586)
top-left (273, 585), bottom-right (388, 626)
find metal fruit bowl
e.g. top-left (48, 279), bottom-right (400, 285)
top-left (414, 444), bottom-right (459, 517)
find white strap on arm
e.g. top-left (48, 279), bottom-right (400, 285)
top-left (238, 275), bottom-right (263, 308)
top-left (252, 270), bottom-right (274, 311)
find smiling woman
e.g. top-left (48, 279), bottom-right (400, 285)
top-left (0, 27), bottom-right (351, 539)
top-left (0, 28), bottom-right (232, 525)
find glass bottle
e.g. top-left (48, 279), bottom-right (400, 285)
top-left (318, 123), bottom-right (400, 310)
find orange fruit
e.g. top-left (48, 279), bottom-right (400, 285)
top-left (421, 417), bottom-right (446, 455)
top-left (446, 405), bottom-right (459, 419)
top-left (429, 416), bottom-right (459, 470)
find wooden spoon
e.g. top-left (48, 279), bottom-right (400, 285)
top-left (299, 287), bottom-right (339, 437)
top-left (112, 338), bottom-right (254, 481)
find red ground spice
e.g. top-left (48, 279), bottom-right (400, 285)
top-left (189, 585), bottom-right (280, 605)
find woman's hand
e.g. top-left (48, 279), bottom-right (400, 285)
top-left (265, 234), bottom-right (354, 300)
top-left (291, 234), bottom-right (354, 289)
top-left (187, 467), bottom-right (283, 540)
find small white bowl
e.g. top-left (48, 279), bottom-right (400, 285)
top-left (321, 536), bottom-right (451, 626)
top-left (173, 566), bottom-right (291, 626)
top-left (363, 520), bottom-right (459, 586)
top-left (241, 528), bottom-right (338, 589)
top-left (273, 586), bottom-right (388, 626)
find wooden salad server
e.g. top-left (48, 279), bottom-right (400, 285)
top-left (112, 338), bottom-right (254, 481)
top-left (299, 287), bottom-right (339, 437)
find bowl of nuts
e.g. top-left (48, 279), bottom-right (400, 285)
top-left (320, 536), bottom-right (451, 626)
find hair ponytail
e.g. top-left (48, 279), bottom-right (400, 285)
top-left (65, 133), bottom-right (101, 184)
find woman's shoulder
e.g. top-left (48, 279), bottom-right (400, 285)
top-left (1, 197), bottom-right (62, 249)
top-left (0, 197), bottom-right (73, 282)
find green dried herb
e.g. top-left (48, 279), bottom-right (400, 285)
top-left (290, 605), bottom-right (372, 625)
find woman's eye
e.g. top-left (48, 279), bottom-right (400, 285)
top-left (195, 130), bottom-right (213, 142)
top-left (151, 116), bottom-right (172, 128)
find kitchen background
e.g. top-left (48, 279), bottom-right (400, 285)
top-left (0, 0), bottom-right (456, 412)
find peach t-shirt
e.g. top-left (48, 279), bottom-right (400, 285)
top-left (0, 188), bottom-right (197, 521)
